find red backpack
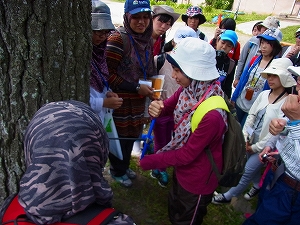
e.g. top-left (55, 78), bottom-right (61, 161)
top-left (1, 195), bottom-right (122, 225)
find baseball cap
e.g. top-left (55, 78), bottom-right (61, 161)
top-left (261, 58), bottom-right (296, 88)
top-left (220, 30), bottom-right (238, 47)
top-left (173, 26), bottom-right (197, 44)
top-left (124, 0), bottom-right (151, 15)
top-left (257, 28), bottom-right (282, 43)
top-left (166, 37), bottom-right (219, 81)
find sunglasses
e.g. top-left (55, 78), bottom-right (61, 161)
top-left (296, 35), bottom-right (300, 39)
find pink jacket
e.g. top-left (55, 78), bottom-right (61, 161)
top-left (140, 88), bottom-right (226, 195)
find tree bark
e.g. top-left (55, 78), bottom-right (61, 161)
top-left (0, 0), bottom-right (91, 203)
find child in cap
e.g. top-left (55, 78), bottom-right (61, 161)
top-left (151, 27), bottom-right (197, 188)
top-left (140, 37), bottom-right (227, 224)
top-left (181, 6), bottom-right (208, 41)
top-left (231, 28), bottom-right (283, 127)
top-left (213, 58), bottom-right (296, 206)
top-left (215, 30), bottom-right (238, 98)
top-left (210, 18), bottom-right (240, 65)
top-left (233, 16), bottom-right (280, 88)
top-left (90, 1), bottom-right (123, 123)
top-left (151, 5), bottom-right (180, 56)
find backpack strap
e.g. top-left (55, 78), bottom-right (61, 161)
top-left (199, 31), bottom-right (205, 40)
top-left (191, 96), bottom-right (229, 133)
top-left (156, 53), bottom-right (166, 73)
top-left (228, 58), bottom-right (235, 75)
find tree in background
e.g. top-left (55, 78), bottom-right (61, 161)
top-left (205, 0), bottom-right (234, 10)
top-left (0, 0), bottom-right (91, 204)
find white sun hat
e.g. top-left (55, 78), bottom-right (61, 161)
top-left (261, 58), bottom-right (296, 88)
top-left (166, 37), bottom-right (219, 81)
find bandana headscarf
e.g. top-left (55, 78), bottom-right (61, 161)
top-left (90, 40), bottom-right (110, 92)
top-left (18, 100), bottom-right (113, 224)
top-left (157, 80), bottom-right (226, 153)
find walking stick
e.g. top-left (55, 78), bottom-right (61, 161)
top-left (140, 119), bottom-right (156, 159)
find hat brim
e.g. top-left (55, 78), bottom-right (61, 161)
top-left (261, 68), bottom-right (296, 88)
top-left (288, 66), bottom-right (300, 77)
top-left (181, 14), bottom-right (206, 25)
top-left (129, 8), bottom-right (151, 15)
top-left (91, 14), bottom-right (115, 30)
top-left (167, 52), bottom-right (219, 81)
top-left (220, 37), bottom-right (236, 47)
top-left (166, 54), bottom-right (181, 70)
top-left (257, 34), bottom-right (277, 41)
top-left (152, 6), bottom-right (180, 22)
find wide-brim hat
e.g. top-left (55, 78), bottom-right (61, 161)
top-left (181, 6), bottom-right (206, 25)
top-left (261, 58), bottom-right (296, 88)
top-left (124, 0), bottom-right (151, 15)
top-left (91, 13), bottom-right (115, 30)
top-left (152, 5), bottom-right (180, 22)
top-left (288, 66), bottom-right (300, 77)
top-left (91, 1), bottom-right (115, 30)
top-left (166, 37), bottom-right (219, 81)
top-left (260, 16), bottom-right (280, 29)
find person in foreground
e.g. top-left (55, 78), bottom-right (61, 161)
top-left (243, 67), bottom-right (300, 224)
top-left (13, 100), bottom-right (113, 224)
top-left (140, 37), bottom-right (227, 225)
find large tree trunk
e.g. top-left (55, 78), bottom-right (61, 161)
top-left (0, 0), bottom-right (91, 203)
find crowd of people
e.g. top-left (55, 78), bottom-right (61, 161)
top-left (1, 0), bottom-right (300, 224)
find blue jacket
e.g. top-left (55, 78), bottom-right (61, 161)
top-left (231, 55), bottom-right (270, 102)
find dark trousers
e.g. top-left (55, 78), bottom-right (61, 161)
top-left (168, 172), bottom-right (213, 225)
top-left (109, 137), bottom-right (135, 177)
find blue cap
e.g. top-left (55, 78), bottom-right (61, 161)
top-left (257, 28), bottom-right (282, 43)
top-left (124, 0), bottom-right (151, 15)
top-left (220, 30), bottom-right (238, 47)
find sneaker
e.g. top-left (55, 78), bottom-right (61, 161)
top-left (126, 168), bottom-right (136, 179)
top-left (244, 186), bottom-right (260, 200)
top-left (211, 194), bottom-right (231, 204)
top-left (150, 170), bottom-right (168, 187)
top-left (111, 174), bottom-right (132, 187)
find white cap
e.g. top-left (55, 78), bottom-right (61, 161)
top-left (173, 26), bottom-right (198, 44)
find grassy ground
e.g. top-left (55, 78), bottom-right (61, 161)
top-left (104, 156), bottom-right (254, 225)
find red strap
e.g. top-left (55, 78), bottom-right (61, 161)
top-left (86, 208), bottom-right (116, 225)
top-left (174, 83), bottom-right (214, 130)
top-left (249, 55), bottom-right (258, 67)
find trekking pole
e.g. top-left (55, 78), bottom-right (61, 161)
top-left (140, 118), bottom-right (156, 159)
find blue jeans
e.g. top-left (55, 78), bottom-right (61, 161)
top-left (243, 176), bottom-right (300, 225)
top-left (224, 153), bottom-right (263, 199)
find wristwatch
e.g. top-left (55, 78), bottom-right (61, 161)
top-left (136, 84), bottom-right (141, 92)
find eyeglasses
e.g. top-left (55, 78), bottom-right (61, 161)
top-left (296, 35), bottom-right (300, 39)
top-left (93, 30), bottom-right (111, 38)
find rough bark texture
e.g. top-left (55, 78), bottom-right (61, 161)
top-left (0, 0), bottom-right (91, 203)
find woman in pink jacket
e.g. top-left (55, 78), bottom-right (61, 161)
top-left (140, 37), bottom-right (227, 225)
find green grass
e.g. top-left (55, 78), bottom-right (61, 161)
top-left (107, 157), bottom-right (254, 225)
